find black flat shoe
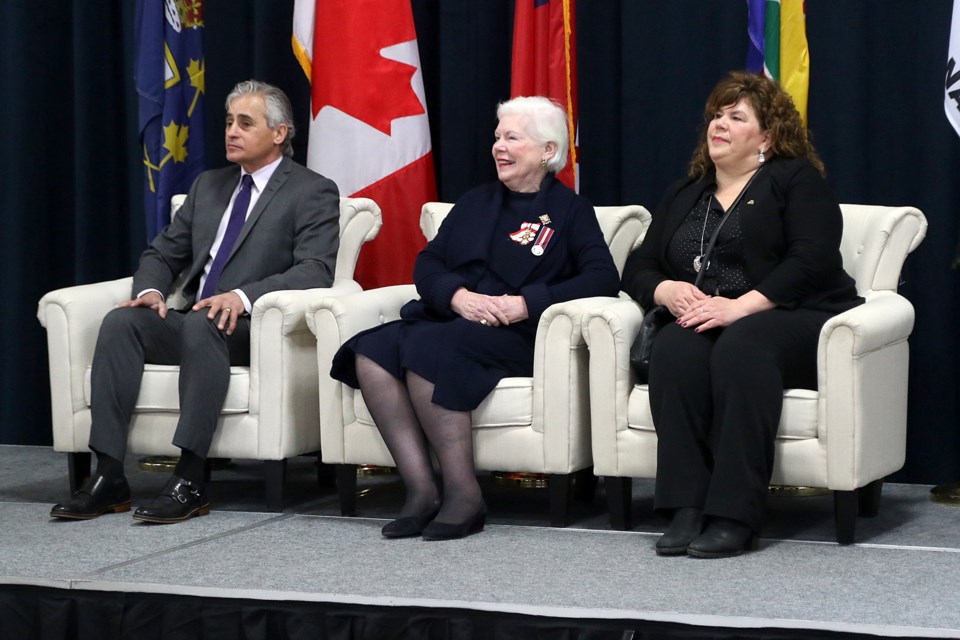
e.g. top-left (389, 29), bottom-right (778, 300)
top-left (421, 506), bottom-right (486, 541)
top-left (132, 475), bottom-right (210, 524)
top-left (687, 517), bottom-right (759, 558)
top-left (382, 504), bottom-right (442, 538)
top-left (655, 507), bottom-right (703, 556)
top-left (50, 474), bottom-right (131, 520)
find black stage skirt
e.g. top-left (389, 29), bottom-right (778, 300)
top-left (330, 301), bottom-right (537, 412)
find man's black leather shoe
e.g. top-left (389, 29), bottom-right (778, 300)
top-left (132, 475), bottom-right (210, 524)
top-left (655, 507), bottom-right (703, 556)
top-left (50, 474), bottom-right (131, 520)
top-left (687, 517), bottom-right (759, 558)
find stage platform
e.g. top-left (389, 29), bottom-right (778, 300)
top-left (2, 444), bottom-right (959, 639)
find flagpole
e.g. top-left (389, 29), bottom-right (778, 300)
top-left (930, 0), bottom-right (960, 506)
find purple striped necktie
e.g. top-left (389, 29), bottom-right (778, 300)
top-left (200, 173), bottom-right (254, 300)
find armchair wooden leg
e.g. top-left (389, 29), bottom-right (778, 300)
top-left (337, 464), bottom-right (358, 516)
top-left (573, 467), bottom-right (598, 504)
top-left (834, 490), bottom-right (858, 545)
top-left (858, 479), bottom-right (884, 518)
top-left (605, 476), bottom-right (633, 531)
top-left (316, 457), bottom-right (337, 489)
top-left (264, 460), bottom-right (286, 513)
top-left (68, 452), bottom-right (92, 493)
top-left (548, 473), bottom-right (573, 527)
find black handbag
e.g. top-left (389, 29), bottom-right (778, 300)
top-left (628, 304), bottom-right (673, 382)
top-left (628, 167), bottom-right (765, 383)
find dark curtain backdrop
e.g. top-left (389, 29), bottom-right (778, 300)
top-left (3, 1), bottom-right (958, 483)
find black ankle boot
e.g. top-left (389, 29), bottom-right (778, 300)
top-left (687, 517), bottom-right (758, 558)
top-left (655, 507), bottom-right (703, 556)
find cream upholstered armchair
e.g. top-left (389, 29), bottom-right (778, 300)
top-left (36, 196), bottom-right (382, 511)
top-left (308, 202), bottom-right (651, 526)
top-left (584, 204), bottom-right (927, 543)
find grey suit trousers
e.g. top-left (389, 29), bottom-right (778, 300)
top-left (87, 306), bottom-right (251, 461)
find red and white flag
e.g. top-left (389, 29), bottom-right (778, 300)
top-left (293, 0), bottom-right (437, 288)
top-left (511, 0), bottom-right (578, 190)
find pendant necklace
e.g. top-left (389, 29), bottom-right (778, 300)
top-left (693, 195), bottom-right (714, 273)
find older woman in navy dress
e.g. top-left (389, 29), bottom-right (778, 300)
top-left (331, 97), bottom-right (620, 540)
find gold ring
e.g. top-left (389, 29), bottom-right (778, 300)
top-left (479, 318), bottom-right (489, 326)
top-left (224, 308), bottom-right (231, 314)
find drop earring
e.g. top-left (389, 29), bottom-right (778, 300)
top-left (758, 148), bottom-right (766, 164)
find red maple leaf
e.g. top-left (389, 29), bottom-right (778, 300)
top-left (312, 0), bottom-right (425, 135)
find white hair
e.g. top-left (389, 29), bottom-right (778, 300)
top-left (496, 96), bottom-right (569, 173)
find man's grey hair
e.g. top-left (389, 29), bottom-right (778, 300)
top-left (496, 96), bottom-right (569, 173)
top-left (225, 80), bottom-right (296, 157)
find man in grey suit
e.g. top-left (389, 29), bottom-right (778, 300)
top-left (51, 80), bottom-right (340, 524)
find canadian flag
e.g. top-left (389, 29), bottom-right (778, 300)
top-left (293, 0), bottom-right (437, 288)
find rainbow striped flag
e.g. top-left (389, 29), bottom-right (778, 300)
top-left (746, 0), bottom-right (809, 126)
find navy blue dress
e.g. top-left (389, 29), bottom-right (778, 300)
top-left (330, 175), bottom-right (620, 411)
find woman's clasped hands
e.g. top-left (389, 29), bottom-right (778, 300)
top-left (654, 280), bottom-right (752, 332)
top-left (451, 288), bottom-right (528, 327)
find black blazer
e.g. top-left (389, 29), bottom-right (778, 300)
top-left (622, 156), bottom-right (861, 314)
top-left (406, 174), bottom-right (620, 325)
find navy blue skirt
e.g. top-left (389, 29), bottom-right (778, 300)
top-left (330, 309), bottom-right (536, 412)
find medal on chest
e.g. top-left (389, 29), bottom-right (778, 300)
top-left (509, 222), bottom-right (540, 245)
top-left (509, 214), bottom-right (554, 256)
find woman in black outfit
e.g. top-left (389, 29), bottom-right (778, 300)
top-left (621, 71), bottom-right (862, 558)
top-left (331, 97), bottom-right (620, 541)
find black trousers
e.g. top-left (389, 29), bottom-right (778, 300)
top-left (647, 307), bottom-right (832, 532)
top-left (87, 307), bottom-right (251, 462)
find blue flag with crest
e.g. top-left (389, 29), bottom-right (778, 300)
top-left (136, 0), bottom-right (206, 240)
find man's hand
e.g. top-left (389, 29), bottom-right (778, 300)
top-left (193, 291), bottom-right (245, 335)
top-left (117, 291), bottom-right (167, 318)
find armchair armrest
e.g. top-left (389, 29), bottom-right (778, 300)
top-left (819, 290), bottom-right (915, 361)
top-left (308, 285), bottom-right (418, 461)
top-left (582, 298), bottom-right (646, 475)
top-left (247, 278), bottom-right (364, 455)
top-left (533, 296), bottom-right (622, 470)
top-left (37, 277), bottom-right (133, 444)
top-left (252, 279), bottom-right (363, 338)
top-left (818, 291), bottom-right (916, 488)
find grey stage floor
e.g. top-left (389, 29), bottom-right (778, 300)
top-left (2, 444), bottom-right (960, 638)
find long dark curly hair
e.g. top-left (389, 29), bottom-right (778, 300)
top-left (688, 71), bottom-right (824, 178)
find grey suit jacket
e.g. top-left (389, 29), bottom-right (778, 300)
top-left (132, 157), bottom-right (340, 306)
